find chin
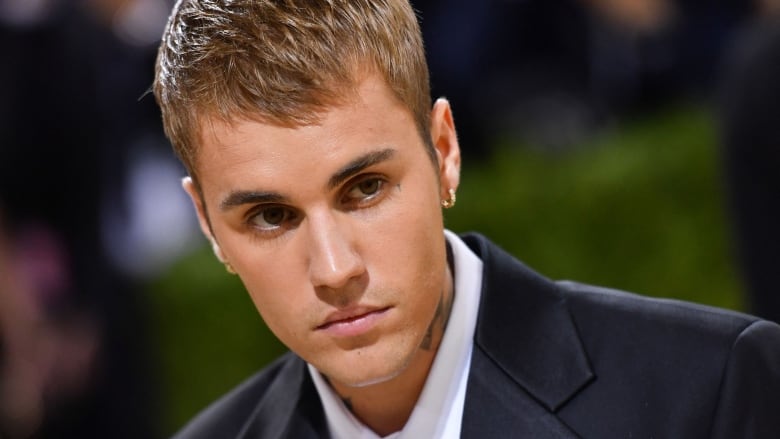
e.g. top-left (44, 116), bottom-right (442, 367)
top-left (328, 346), bottom-right (416, 389)
top-left (343, 365), bottom-right (407, 388)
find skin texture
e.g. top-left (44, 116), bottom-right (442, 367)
top-left (184, 72), bottom-right (461, 435)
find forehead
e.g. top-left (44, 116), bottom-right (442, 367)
top-left (192, 74), bottom-right (424, 195)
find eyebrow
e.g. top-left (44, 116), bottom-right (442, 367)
top-left (219, 191), bottom-right (286, 212)
top-left (327, 148), bottom-right (396, 190)
top-left (218, 148), bottom-right (396, 212)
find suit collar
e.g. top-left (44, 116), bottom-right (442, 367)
top-left (461, 348), bottom-right (583, 438)
top-left (238, 354), bottom-right (328, 439)
top-left (461, 233), bottom-right (594, 412)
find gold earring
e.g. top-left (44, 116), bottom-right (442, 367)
top-left (441, 188), bottom-right (456, 209)
top-left (225, 262), bottom-right (237, 275)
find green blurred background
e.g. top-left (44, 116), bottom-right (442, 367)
top-left (148, 103), bottom-right (742, 435)
top-left (6, 2), bottom-right (777, 438)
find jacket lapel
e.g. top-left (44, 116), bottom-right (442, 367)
top-left (237, 355), bottom-right (329, 439)
top-left (461, 234), bottom-right (594, 437)
top-left (462, 347), bottom-right (581, 438)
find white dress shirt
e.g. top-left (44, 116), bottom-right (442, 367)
top-left (308, 230), bottom-right (483, 438)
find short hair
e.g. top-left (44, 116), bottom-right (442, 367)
top-left (153, 0), bottom-right (433, 181)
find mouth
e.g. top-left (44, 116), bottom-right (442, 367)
top-left (316, 306), bottom-right (391, 338)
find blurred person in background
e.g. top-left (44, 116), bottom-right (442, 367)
top-left (414, 0), bottom-right (749, 156)
top-left (719, 0), bottom-right (780, 323)
top-left (0, 0), bottom-right (195, 436)
top-left (154, 1), bottom-right (780, 437)
top-left (1, 210), bottom-right (48, 439)
top-left (0, 209), bottom-right (98, 438)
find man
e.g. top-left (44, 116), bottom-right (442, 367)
top-left (153, 1), bottom-right (780, 437)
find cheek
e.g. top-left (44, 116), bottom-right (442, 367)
top-left (246, 284), bottom-right (312, 351)
top-left (239, 257), bottom-right (311, 342)
top-left (371, 172), bottom-right (443, 251)
top-left (366, 186), bottom-right (446, 297)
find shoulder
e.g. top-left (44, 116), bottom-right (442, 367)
top-left (464, 231), bottom-right (763, 342)
top-left (556, 281), bottom-right (780, 436)
top-left (558, 280), bottom-right (759, 337)
top-left (555, 279), bottom-right (776, 365)
top-left (559, 281), bottom-right (780, 388)
top-left (172, 352), bottom-right (303, 439)
top-left (463, 232), bottom-right (780, 434)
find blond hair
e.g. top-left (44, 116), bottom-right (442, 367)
top-left (154, 0), bottom-right (432, 180)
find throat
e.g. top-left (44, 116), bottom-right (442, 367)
top-left (329, 288), bottom-right (455, 436)
top-left (329, 345), bottom-right (438, 436)
top-left (328, 247), bottom-right (457, 436)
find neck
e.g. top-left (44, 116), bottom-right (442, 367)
top-left (331, 345), bottom-right (437, 435)
top-left (330, 263), bottom-right (455, 436)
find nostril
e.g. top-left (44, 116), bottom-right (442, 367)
top-left (308, 236), bottom-right (365, 290)
top-left (313, 269), bottom-right (369, 308)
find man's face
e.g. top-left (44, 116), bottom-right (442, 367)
top-left (186, 73), bottom-right (461, 388)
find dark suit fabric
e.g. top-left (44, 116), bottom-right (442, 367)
top-left (174, 233), bottom-right (780, 438)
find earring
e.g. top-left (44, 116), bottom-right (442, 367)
top-left (225, 262), bottom-right (237, 275)
top-left (441, 188), bottom-right (457, 209)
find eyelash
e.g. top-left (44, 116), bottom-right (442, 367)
top-left (244, 175), bottom-right (390, 237)
top-left (342, 175), bottom-right (386, 206)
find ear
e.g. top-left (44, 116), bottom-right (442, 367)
top-left (182, 176), bottom-right (228, 263)
top-left (430, 98), bottom-right (461, 198)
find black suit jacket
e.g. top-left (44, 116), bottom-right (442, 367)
top-left (174, 233), bottom-right (780, 438)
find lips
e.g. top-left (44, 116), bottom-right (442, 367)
top-left (316, 306), bottom-right (390, 337)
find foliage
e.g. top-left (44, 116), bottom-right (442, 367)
top-left (446, 105), bottom-right (741, 310)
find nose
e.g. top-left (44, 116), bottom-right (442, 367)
top-left (306, 211), bottom-right (366, 294)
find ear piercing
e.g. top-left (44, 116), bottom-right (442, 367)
top-left (441, 188), bottom-right (457, 209)
top-left (225, 262), bottom-right (237, 275)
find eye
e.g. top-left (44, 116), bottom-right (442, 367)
top-left (249, 205), bottom-right (295, 230)
top-left (357, 179), bottom-right (380, 196)
top-left (344, 177), bottom-right (385, 204)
